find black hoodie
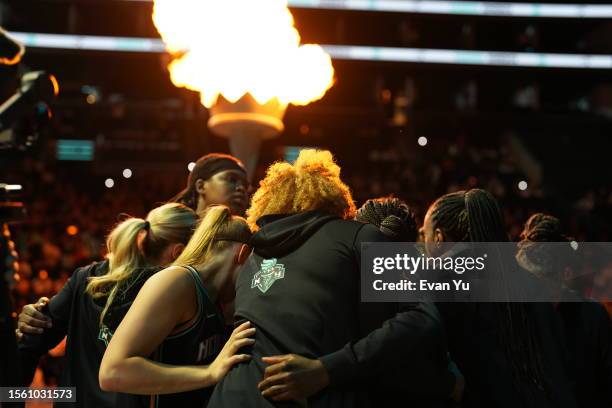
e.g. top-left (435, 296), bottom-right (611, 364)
top-left (208, 211), bottom-right (454, 408)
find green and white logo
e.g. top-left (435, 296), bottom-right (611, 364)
top-left (98, 325), bottom-right (114, 347)
top-left (251, 258), bottom-right (285, 293)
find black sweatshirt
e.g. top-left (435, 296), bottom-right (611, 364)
top-left (433, 247), bottom-right (579, 408)
top-left (557, 300), bottom-right (612, 408)
top-left (437, 301), bottom-right (579, 408)
top-left (207, 211), bottom-right (454, 408)
top-left (17, 261), bottom-right (160, 408)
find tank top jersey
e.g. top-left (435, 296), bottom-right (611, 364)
top-left (116, 265), bottom-right (227, 408)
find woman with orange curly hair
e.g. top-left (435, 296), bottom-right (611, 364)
top-left (208, 150), bottom-right (453, 408)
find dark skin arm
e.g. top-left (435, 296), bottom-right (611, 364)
top-left (258, 354), bottom-right (464, 402)
top-left (258, 354), bottom-right (329, 401)
top-left (16, 297), bottom-right (51, 339)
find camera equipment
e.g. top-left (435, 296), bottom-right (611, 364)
top-left (0, 27), bottom-right (58, 150)
top-left (0, 26), bottom-right (55, 387)
top-left (0, 70), bottom-right (58, 150)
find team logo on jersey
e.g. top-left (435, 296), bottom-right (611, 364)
top-left (98, 325), bottom-right (114, 347)
top-left (251, 258), bottom-right (285, 293)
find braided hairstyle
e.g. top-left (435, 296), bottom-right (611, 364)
top-left (430, 189), bottom-right (508, 242)
top-left (356, 197), bottom-right (418, 241)
top-left (520, 213), bottom-right (566, 242)
top-left (517, 213), bottom-right (575, 281)
top-left (428, 189), bottom-right (550, 399)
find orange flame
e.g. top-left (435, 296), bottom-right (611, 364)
top-left (153, 0), bottom-right (334, 108)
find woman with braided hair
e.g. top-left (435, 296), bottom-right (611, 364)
top-left (516, 213), bottom-right (574, 282)
top-left (520, 213), bottom-right (567, 242)
top-left (518, 213), bottom-right (611, 408)
top-left (421, 189), bottom-right (577, 408)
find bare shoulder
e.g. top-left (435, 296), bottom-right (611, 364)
top-left (140, 265), bottom-right (194, 296)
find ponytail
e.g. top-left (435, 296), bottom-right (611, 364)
top-left (430, 188), bottom-right (549, 398)
top-left (464, 189), bottom-right (508, 242)
top-left (86, 203), bottom-right (197, 325)
top-left (173, 205), bottom-right (251, 268)
top-left (431, 189), bottom-right (508, 242)
top-left (86, 218), bottom-right (149, 325)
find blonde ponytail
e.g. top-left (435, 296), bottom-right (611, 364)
top-left (173, 205), bottom-right (251, 268)
top-left (86, 218), bottom-right (148, 324)
top-left (86, 203), bottom-right (197, 325)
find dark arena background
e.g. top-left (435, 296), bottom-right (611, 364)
top-left (0, 1), bottom-right (610, 407)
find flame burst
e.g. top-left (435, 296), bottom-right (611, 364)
top-left (153, 0), bottom-right (334, 108)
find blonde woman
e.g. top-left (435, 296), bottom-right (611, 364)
top-left (18, 203), bottom-right (198, 408)
top-left (99, 205), bottom-right (255, 408)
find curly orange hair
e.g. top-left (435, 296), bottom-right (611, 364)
top-left (247, 149), bottom-right (356, 227)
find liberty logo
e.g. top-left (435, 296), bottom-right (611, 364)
top-left (98, 325), bottom-right (114, 347)
top-left (251, 259), bottom-right (285, 293)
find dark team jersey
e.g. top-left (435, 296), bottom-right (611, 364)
top-left (18, 261), bottom-right (162, 408)
top-left (115, 265), bottom-right (226, 408)
top-left (18, 262), bottom-right (225, 408)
